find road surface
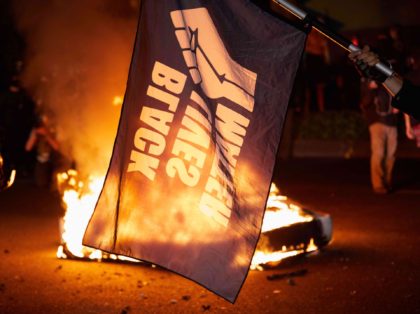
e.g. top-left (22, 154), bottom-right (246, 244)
top-left (1, 158), bottom-right (419, 313)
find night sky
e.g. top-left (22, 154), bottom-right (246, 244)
top-left (305, 0), bottom-right (420, 30)
top-left (0, 0), bottom-right (24, 89)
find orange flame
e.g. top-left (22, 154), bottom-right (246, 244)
top-left (250, 184), bottom-right (317, 270)
top-left (56, 170), bottom-right (319, 268)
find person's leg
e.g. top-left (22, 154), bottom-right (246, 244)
top-left (35, 161), bottom-right (50, 188)
top-left (385, 126), bottom-right (398, 189)
top-left (316, 83), bottom-right (326, 112)
top-left (369, 123), bottom-right (387, 193)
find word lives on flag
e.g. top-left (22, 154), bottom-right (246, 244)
top-left (83, 0), bottom-right (306, 302)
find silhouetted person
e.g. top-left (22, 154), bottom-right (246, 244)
top-left (303, 29), bottom-right (330, 113)
top-left (25, 113), bottom-right (59, 188)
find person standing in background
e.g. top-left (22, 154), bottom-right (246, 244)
top-left (303, 28), bottom-right (330, 113)
top-left (404, 114), bottom-right (420, 148)
top-left (360, 79), bottom-right (399, 194)
top-left (25, 112), bottom-right (59, 188)
top-left (403, 55), bottom-right (420, 148)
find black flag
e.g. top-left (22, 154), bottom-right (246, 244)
top-left (84, 0), bottom-right (306, 302)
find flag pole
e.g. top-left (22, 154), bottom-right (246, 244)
top-left (272, 0), bottom-right (394, 77)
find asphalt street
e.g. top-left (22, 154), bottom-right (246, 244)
top-left (0, 158), bottom-right (419, 314)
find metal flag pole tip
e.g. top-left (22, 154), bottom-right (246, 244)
top-left (274, 0), bottom-right (307, 20)
top-left (272, 0), bottom-right (394, 78)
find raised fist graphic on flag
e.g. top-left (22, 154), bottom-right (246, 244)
top-left (83, 0), bottom-right (306, 303)
top-left (171, 8), bottom-right (257, 112)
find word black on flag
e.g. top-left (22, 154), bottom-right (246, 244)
top-left (83, 0), bottom-right (306, 302)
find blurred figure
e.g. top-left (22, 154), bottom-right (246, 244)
top-left (303, 28), bottom-right (330, 113)
top-left (0, 77), bottom-right (35, 177)
top-left (25, 112), bottom-right (59, 188)
top-left (377, 25), bottom-right (409, 75)
top-left (404, 114), bottom-right (420, 147)
top-left (360, 79), bottom-right (399, 194)
top-left (403, 55), bottom-right (420, 148)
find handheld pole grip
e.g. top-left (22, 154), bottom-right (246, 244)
top-left (349, 44), bottom-right (394, 77)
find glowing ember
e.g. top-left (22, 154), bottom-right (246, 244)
top-left (56, 173), bottom-right (324, 268)
top-left (8, 170), bottom-right (17, 188)
top-left (0, 154), bottom-right (16, 190)
top-left (113, 96), bottom-right (123, 106)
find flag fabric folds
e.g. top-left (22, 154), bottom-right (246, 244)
top-left (83, 0), bottom-right (306, 302)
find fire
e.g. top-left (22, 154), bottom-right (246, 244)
top-left (250, 184), bottom-right (318, 270)
top-left (261, 184), bottom-right (312, 233)
top-left (56, 172), bottom-right (323, 268)
top-left (250, 238), bottom-right (318, 270)
top-left (56, 170), bottom-right (104, 259)
top-left (56, 170), bottom-right (138, 262)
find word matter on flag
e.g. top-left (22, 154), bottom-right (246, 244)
top-left (83, 0), bottom-right (306, 302)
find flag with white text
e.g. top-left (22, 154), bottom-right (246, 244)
top-left (83, 0), bottom-right (306, 302)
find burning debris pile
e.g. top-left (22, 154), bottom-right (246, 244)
top-left (56, 172), bottom-right (332, 269)
top-left (56, 169), bottom-right (137, 263)
top-left (56, 169), bottom-right (103, 260)
top-left (251, 184), bottom-right (332, 269)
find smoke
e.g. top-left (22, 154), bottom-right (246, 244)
top-left (13, 0), bottom-right (139, 176)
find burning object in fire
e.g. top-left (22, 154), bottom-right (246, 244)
top-left (56, 169), bottom-right (332, 268)
top-left (56, 170), bottom-right (137, 263)
top-left (251, 184), bottom-right (332, 270)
